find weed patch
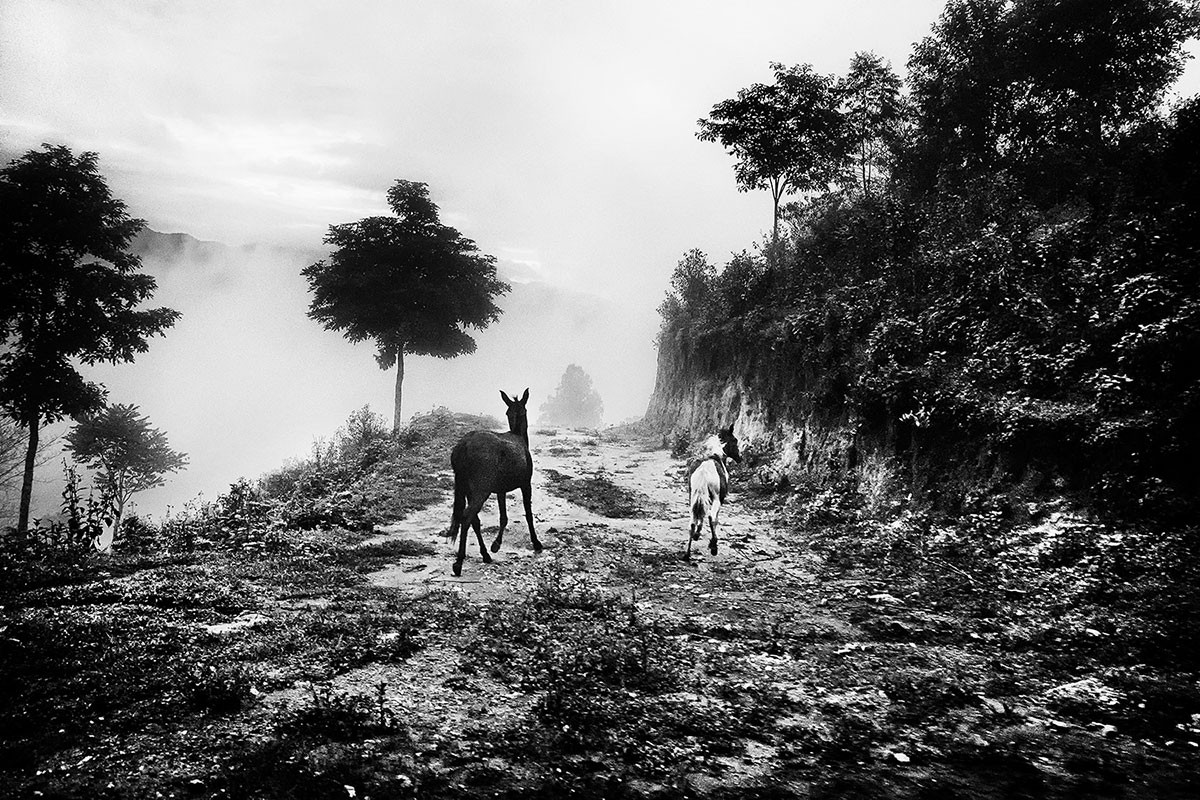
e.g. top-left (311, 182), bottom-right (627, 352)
top-left (541, 467), bottom-right (660, 518)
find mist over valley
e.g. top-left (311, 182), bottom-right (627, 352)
top-left (25, 229), bottom-right (658, 523)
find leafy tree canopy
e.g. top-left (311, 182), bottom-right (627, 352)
top-left (0, 145), bottom-right (180, 426)
top-left (65, 403), bottom-right (187, 520)
top-left (697, 63), bottom-right (849, 239)
top-left (840, 52), bottom-right (905, 196)
top-left (303, 180), bottom-right (509, 369)
top-left (303, 180), bottom-right (510, 429)
top-left (905, 0), bottom-right (1200, 195)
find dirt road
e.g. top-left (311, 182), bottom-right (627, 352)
top-left (12, 426), bottom-right (1196, 798)
top-left (366, 427), bottom-right (799, 594)
top-left (318, 427), bottom-right (1196, 797)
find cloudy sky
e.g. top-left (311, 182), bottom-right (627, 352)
top-left (1, 1), bottom-right (961, 292)
top-left (3, 1), bottom-right (1197, 518)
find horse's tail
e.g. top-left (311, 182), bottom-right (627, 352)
top-left (449, 471), bottom-right (466, 539)
top-left (690, 476), bottom-right (710, 522)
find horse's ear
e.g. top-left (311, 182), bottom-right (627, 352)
top-left (500, 390), bottom-right (513, 406)
top-left (520, 388), bottom-right (530, 404)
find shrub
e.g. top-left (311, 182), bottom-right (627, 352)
top-left (179, 660), bottom-right (261, 715)
top-left (279, 682), bottom-right (401, 740)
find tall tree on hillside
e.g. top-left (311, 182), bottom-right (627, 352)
top-left (303, 180), bottom-right (509, 431)
top-left (65, 403), bottom-right (188, 543)
top-left (538, 364), bottom-right (604, 428)
top-left (697, 62), bottom-right (848, 243)
top-left (0, 145), bottom-right (180, 534)
top-left (840, 52), bottom-right (904, 197)
top-left (905, 0), bottom-right (1012, 188)
top-left (905, 0), bottom-right (1199, 197)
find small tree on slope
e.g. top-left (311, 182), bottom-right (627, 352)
top-left (65, 403), bottom-right (187, 544)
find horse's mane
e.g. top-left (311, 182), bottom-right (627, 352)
top-left (699, 434), bottom-right (725, 460)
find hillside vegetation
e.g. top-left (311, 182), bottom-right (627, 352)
top-left (648, 0), bottom-right (1200, 682)
top-left (652, 1), bottom-right (1199, 525)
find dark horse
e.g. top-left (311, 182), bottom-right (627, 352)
top-left (448, 388), bottom-right (542, 576)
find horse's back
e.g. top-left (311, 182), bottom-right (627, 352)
top-left (452, 429), bottom-right (531, 490)
top-left (689, 457), bottom-right (728, 503)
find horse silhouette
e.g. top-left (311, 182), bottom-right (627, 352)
top-left (448, 389), bottom-right (541, 576)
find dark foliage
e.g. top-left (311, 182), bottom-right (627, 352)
top-left (663, 0), bottom-right (1200, 524)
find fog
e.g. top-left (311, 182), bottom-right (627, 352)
top-left (12, 232), bottom-right (645, 522)
top-left (8, 1), bottom-right (1198, 524)
top-left (0, 0), bottom-right (967, 523)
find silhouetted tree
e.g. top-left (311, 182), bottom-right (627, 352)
top-left (538, 364), bottom-right (604, 429)
top-left (0, 144), bottom-right (179, 534)
top-left (697, 63), bottom-right (848, 242)
top-left (840, 52), bottom-right (904, 196)
top-left (303, 181), bottom-right (509, 431)
top-left (65, 403), bottom-right (187, 542)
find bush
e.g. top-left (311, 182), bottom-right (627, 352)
top-left (179, 659), bottom-right (261, 715)
top-left (279, 682), bottom-right (401, 740)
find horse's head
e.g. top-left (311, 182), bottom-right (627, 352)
top-left (501, 388), bottom-right (530, 436)
top-left (718, 424), bottom-right (741, 463)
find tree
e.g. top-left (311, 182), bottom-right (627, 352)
top-left (0, 144), bottom-right (180, 534)
top-left (905, 0), bottom-right (1012, 184)
top-left (0, 419), bottom-right (58, 525)
top-left (840, 52), bottom-right (904, 197)
top-left (657, 249), bottom-right (717, 349)
top-left (1007, 0), bottom-right (1198, 147)
top-left (538, 364), bottom-right (604, 429)
top-left (905, 0), bottom-right (1199, 198)
top-left (64, 403), bottom-right (187, 543)
top-left (303, 180), bottom-right (510, 431)
top-left (697, 62), bottom-right (848, 243)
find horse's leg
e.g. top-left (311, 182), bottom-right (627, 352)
top-left (521, 484), bottom-right (542, 552)
top-left (686, 494), bottom-right (702, 559)
top-left (454, 493), bottom-right (489, 576)
top-left (708, 496), bottom-right (721, 556)
top-left (472, 507), bottom-right (491, 564)
top-left (490, 492), bottom-right (508, 553)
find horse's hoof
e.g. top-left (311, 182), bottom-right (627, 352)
top-left (532, 542), bottom-right (544, 553)
top-left (490, 540), bottom-right (503, 553)
top-left (452, 562), bottom-right (463, 577)
top-left (481, 552), bottom-right (492, 564)
top-left (709, 543), bottom-right (718, 556)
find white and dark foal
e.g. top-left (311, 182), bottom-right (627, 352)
top-left (687, 425), bottom-right (741, 559)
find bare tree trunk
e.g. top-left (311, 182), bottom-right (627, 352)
top-left (109, 487), bottom-right (128, 550)
top-left (393, 347), bottom-right (406, 433)
top-left (18, 415), bottom-right (39, 535)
